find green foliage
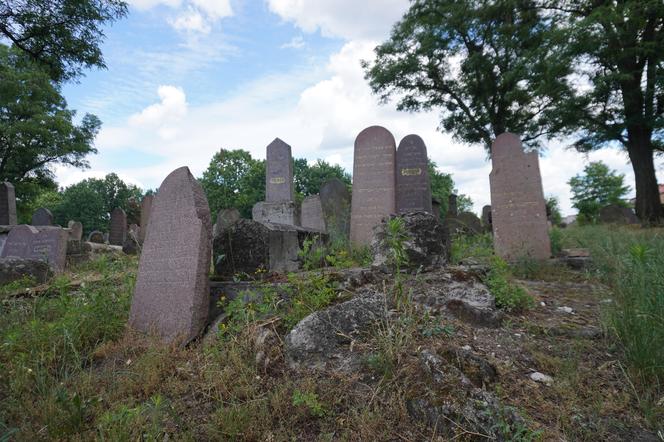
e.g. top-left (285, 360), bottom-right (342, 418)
top-left (199, 149), bottom-right (265, 219)
top-left (485, 257), bottom-right (535, 312)
top-left (293, 158), bottom-right (351, 200)
top-left (364, 0), bottom-right (575, 150)
top-left (450, 232), bottom-right (494, 265)
top-left (97, 395), bottom-right (173, 441)
top-left (292, 390), bottom-right (325, 418)
top-left (0, 44), bottom-right (101, 217)
top-left (283, 273), bottom-right (337, 329)
top-left (0, 0), bottom-right (128, 82)
top-left (549, 227), bottom-right (563, 257)
top-left (428, 159), bottom-right (472, 219)
top-left (568, 162), bottom-right (630, 223)
top-left (545, 196), bottom-right (563, 226)
top-left (298, 236), bottom-right (327, 271)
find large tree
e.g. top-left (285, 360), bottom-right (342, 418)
top-left (0, 44), bottom-right (101, 211)
top-left (293, 158), bottom-right (351, 200)
top-left (0, 0), bottom-right (128, 82)
top-left (364, 0), bottom-right (576, 151)
top-left (545, 0), bottom-right (664, 223)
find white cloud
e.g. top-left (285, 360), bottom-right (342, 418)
top-left (128, 85), bottom-right (188, 140)
top-left (169, 8), bottom-right (211, 33)
top-left (129, 0), bottom-right (232, 33)
top-left (281, 36), bottom-right (306, 49)
top-left (267, 0), bottom-right (409, 40)
top-left (191, 0), bottom-right (232, 19)
top-left (129, 0), bottom-right (182, 10)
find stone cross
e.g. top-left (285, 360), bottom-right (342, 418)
top-left (350, 126), bottom-right (397, 245)
top-left (139, 195), bottom-right (154, 244)
top-left (0, 182), bottom-right (17, 225)
top-left (109, 207), bottom-right (127, 246)
top-left (1, 225), bottom-right (68, 273)
top-left (489, 133), bottom-right (551, 261)
top-left (266, 138), bottom-right (294, 202)
top-left (319, 178), bottom-right (351, 238)
top-left (301, 195), bottom-right (326, 232)
top-left (129, 166), bottom-right (212, 344)
top-left (31, 208), bottom-right (53, 226)
top-left (396, 134), bottom-right (432, 213)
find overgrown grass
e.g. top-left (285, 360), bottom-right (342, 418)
top-left (450, 232), bottom-right (494, 265)
top-left (560, 225), bottom-right (664, 423)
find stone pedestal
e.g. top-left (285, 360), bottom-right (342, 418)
top-left (252, 201), bottom-right (300, 226)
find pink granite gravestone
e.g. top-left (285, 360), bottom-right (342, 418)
top-left (1, 225), bottom-right (68, 272)
top-left (396, 134), bottom-right (432, 214)
top-left (109, 208), bottom-right (127, 246)
top-left (350, 126), bottom-right (397, 246)
top-left (129, 167), bottom-right (212, 344)
top-left (489, 133), bottom-right (551, 261)
top-left (139, 195), bottom-right (153, 244)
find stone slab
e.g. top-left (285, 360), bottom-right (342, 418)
top-left (301, 195), bottom-right (326, 232)
top-left (129, 167), bottom-right (212, 345)
top-left (396, 134), bottom-right (432, 213)
top-left (350, 126), bottom-right (397, 245)
top-left (266, 138), bottom-right (294, 202)
top-left (489, 133), bottom-right (551, 261)
top-left (0, 225), bottom-right (68, 273)
top-left (0, 182), bottom-right (17, 225)
top-left (319, 178), bottom-right (351, 238)
top-left (252, 201), bottom-right (300, 226)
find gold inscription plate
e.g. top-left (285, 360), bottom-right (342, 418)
top-left (401, 168), bottom-right (422, 176)
top-left (269, 177), bottom-right (286, 184)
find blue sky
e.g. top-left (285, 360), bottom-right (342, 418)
top-left (55, 0), bottom-right (663, 215)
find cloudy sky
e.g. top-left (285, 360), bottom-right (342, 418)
top-left (58, 0), bottom-right (663, 216)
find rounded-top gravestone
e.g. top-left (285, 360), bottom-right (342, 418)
top-left (88, 231), bottom-right (104, 243)
top-left (31, 207), bottom-right (53, 226)
top-left (109, 208), bottom-right (127, 246)
top-left (350, 126), bottom-right (397, 246)
top-left (129, 166), bottom-right (212, 345)
top-left (396, 134), bottom-right (432, 214)
top-left (68, 220), bottom-right (83, 241)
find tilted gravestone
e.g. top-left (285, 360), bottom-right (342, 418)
top-left (213, 208), bottom-right (241, 238)
top-left (0, 182), bottom-right (17, 225)
top-left (320, 178), bottom-right (351, 238)
top-left (88, 231), bottom-right (104, 243)
top-left (139, 195), bottom-right (154, 244)
top-left (489, 133), bottom-right (550, 261)
top-left (1, 225), bottom-right (68, 273)
top-left (301, 195), bottom-right (326, 232)
top-left (253, 138), bottom-right (299, 225)
top-left (67, 221), bottom-right (83, 241)
top-left (129, 167), bottom-right (212, 344)
top-left (350, 126), bottom-right (397, 245)
top-left (396, 134), bottom-right (432, 214)
top-left (31, 208), bottom-right (53, 226)
top-left (598, 204), bottom-right (639, 225)
top-left (109, 208), bottom-right (127, 246)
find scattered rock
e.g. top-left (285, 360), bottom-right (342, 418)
top-left (441, 347), bottom-right (498, 387)
top-left (529, 371), bottom-right (553, 385)
top-left (122, 236), bottom-right (139, 255)
top-left (284, 289), bottom-right (386, 371)
top-left (557, 306), bottom-right (574, 314)
top-left (0, 257), bottom-right (52, 285)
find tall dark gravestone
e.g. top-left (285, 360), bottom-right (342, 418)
top-left (109, 208), bottom-right (127, 246)
top-left (396, 134), bottom-right (432, 213)
top-left (489, 133), bottom-right (551, 261)
top-left (1, 225), bottom-right (68, 273)
top-left (320, 178), bottom-right (351, 238)
top-left (129, 167), bottom-right (212, 344)
top-left (0, 182), bottom-right (17, 225)
top-left (139, 195), bottom-right (154, 244)
top-left (31, 208), bottom-right (53, 226)
top-left (350, 126), bottom-right (397, 245)
top-left (266, 138), bottom-right (294, 202)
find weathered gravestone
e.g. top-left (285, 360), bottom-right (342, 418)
top-left (109, 208), bottom-right (127, 246)
top-left (481, 205), bottom-right (492, 232)
top-left (448, 194), bottom-right (458, 218)
top-left (68, 221), bottom-right (83, 241)
top-left (301, 195), bottom-right (326, 232)
top-left (432, 197), bottom-right (441, 221)
top-left (0, 182), bottom-right (17, 225)
top-left (396, 134), bottom-right (432, 214)
top-left (88, 231), bottom-right (104, 243)
top-left (489, 133), bottom-right (551, 261)
top-left (1, 225), bottom-right (68, 272)
top-left (448, 212), bottom-right (482, 236)
top-left (213, 208), bottom-right (241, 238)
top-left (252, 138), bottom-right (299, 225)
top-left (350, 126), bottom-right (397, 245)
top-left (139, 195), bottom-right (154, 244)
top-left (31, 208), bottom-right (53, 226)
top-left (320, 178), bottom-right (351, 238)
top-left (129, 167), bottom-right (212, 344)
top-left (598, 204), bottom-right (639, 225)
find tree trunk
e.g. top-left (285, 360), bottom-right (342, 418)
top-left (626, 133), bottom-right (662, 224)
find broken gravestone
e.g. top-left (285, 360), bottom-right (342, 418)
top-left (598, 204), bottom-right (639, 225)
top-left (31, 208), bottom-right (53, 226)
top-left (129, 167), bottom-right (212, 344)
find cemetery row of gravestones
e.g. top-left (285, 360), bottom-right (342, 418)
top-left (0, 126), bottom-right (642, 343)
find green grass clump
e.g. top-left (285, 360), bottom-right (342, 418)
top-left (560, 225), bottom-right (664, 408)
top-left (486, 257), bottom-right (535, 312)
top-left (450, 232), bottom-right (494, 264)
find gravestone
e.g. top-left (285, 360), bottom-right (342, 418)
top-left (448, 212), bottom-right (482, 235)
top-left (0, 182), bottom-right (17, 225)
top-left (448, 194), bottom-right (458, 218)
top-left (489, 133), bottom-right (551, 261)
top-left (396, 134), bottom-right (432, 213)
top-left (598, 204), bottom-right (639, 225)
top-left (1, 225), bottom-right (68, 273)
top-left (109, 208), bottom-right (127, 246)
top-left (319, 178), bottom-right (351, 238)
top-left (266, 138), bottom-right (295, 202)
top-left (129, 167), bottom-right (212, 344)
top-left (432, 197), bottom-right (441, 221)
top-left (213, 208), bottom-right (241, 238)
top-left (31, 208), bottom-right (53, 226)
top-left (253, 201), bottom-right (300, 225)
top-left (301, 195), bottom-right (326, 232)
top-left (139, 195), bottom-right (154, 244)
top-left (350, 126), bottom-right (397, 245)
top-left (88, 231), bottom-right (104, 243)
top-left (481, 205), bottom-right (492, 232)
top-left (67, 221), bottom-right (83, 241)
